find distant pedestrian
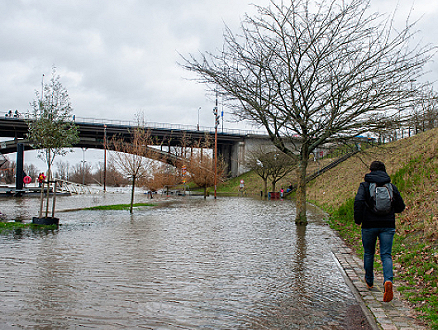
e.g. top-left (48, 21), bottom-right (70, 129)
top-left (38, 172), bottom-right (46, 187)
top-left (354, 161), bottom-right (405, 302)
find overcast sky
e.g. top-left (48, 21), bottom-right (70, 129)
top-left (1, 0), bottom-right (436, 171)
top-left (0, 0), bottom-right (274, 129)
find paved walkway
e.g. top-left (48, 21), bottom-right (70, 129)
top-left (332, 238), bottom-right (428, 330)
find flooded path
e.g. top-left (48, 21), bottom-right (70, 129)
top-left (0, 195), bottom-right (365, 329)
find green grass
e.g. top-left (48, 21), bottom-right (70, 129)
top-left (84, 203), bottom-right (155, 211)
top-left (0, 221), bottom-right (58, 233)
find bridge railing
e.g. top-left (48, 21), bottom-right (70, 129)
top-left (55, 178), bottom-right (102, 195)
top-left (74, 116), bottom-right (266, 136)
top-left (1, 110), bottom-right (266, 137)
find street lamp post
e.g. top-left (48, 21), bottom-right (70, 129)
top-left (197, 107), bottom-right (201, 130)
top-left (103, 125), bottom-right (107, 192)
top-left (81, 147), bottom-right (87, 185)
top-left (213, 97), bottom-right (219, 199)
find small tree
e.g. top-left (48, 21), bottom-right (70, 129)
top-left (187, 150), bottom-right (226, 199)
top-left (246, 146), bottom-right (297, 197)
top-left (146, 163), bottom-right (179, 194)
top-left (246, 146), bottom-right (272, 198)
top-left (27, 67), bottom-right (79, 217)
top-left (110, 127), bottom-right (153, 213)
top-left (265, 151), bottom-right (297, 192)
top-left (27, 67), bottom-right (79, 182)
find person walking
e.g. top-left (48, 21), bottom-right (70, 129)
top-left (354, 161), bottom-right (405, 302)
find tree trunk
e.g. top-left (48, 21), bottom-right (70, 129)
top-left (130, 175), bottom-right (136, 214)
top-left (295, 156), bottom-right (308, 225)
top-left (263, 178), bottom-right (268, 199)
top-left (203, 186), bottom-right (207, 199)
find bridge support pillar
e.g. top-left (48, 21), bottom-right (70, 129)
top-left (15, 143), bottom-right (24, 191)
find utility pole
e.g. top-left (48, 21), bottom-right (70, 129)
top-left (103, 125), bottom-right (107, 192)
top-left (213, 93), bottom-right (219, 199)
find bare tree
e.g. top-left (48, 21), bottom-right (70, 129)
top-left (181, 0), bottom-right (434, 223)
top-left (69, 162), bottom-right (93, 185)
top-left (146, 163), bottom-right (179, 193)
top-left (0, 160), bottom-right (15, 184)
top-left (110, 127), bottom-right (153, 213)
top-left (265, 151), bottom-right (297, 192)
top-left (409, 86), bottom-right (438, 134)
top-left (187, 150), bottom-right (226, 199)
top-left (246, 146), bottom-right (271, 198)
top-left (24, 163), bottom-right (39, 183)
top-left (54, 160), bottom-right (70, 181)
top-left (93, 161), bottom-right (129, 187)
top-left (246, 145), bottom-right (297, 197)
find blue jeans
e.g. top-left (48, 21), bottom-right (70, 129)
top-left (361, 227), bottom-right (395, 285)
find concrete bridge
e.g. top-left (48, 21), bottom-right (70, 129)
top-left (0, 113), bottom-right (292, 177)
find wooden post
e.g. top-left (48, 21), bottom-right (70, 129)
top-left (52, 180), bottom-right (57, 218)
top-left (39, 182), bottom-right (44, 218)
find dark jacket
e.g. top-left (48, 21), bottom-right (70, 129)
top-left (354, 170), bottom-right (405, 228)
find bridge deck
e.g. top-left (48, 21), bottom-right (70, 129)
top-left (0, 115), bottom-right (267, 154)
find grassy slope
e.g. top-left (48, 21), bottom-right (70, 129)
top-left (217, 128), bottom-right (438, 328)
top-left (307, 128), bottom-right (438, 328)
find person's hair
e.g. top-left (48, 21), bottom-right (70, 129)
top-left (369, 161), bottom-right (386, 172)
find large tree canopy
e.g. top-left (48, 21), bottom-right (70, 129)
top-left (181, 0), bottom-right (435, 223)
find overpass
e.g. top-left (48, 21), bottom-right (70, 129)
top-left (0, 113), bottom-right (280, 177)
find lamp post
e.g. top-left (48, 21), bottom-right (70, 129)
top-left (81, 147), bottom-right (87, 185)
top-left (197, 107), bottom-right (201, 130)
top-left (103, 124), bottom-right (107, 192)
top-left (213, 96), bottom-right (219, 199)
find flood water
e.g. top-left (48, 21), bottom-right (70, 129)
top-left (1, 193), bottom-right (363, 329)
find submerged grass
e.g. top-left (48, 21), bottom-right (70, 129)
top-left (0, 221), bottom-right (58, 233)
top-left (84, 203), bottom-right (156, 211)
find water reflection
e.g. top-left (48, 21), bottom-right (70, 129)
top-left (0, 196), bottom-right (359, 329)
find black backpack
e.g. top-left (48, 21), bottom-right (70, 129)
top-left (368, 182), bottom-right (394, 215)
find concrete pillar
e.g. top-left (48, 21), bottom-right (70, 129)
top-left (15, 143), bottom-right (24, 190)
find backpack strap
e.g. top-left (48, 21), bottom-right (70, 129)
top-left (369, 182), bottom-right (376, 199)
top-left (384, 183), bottom-right (394, 201)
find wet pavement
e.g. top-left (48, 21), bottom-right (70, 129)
top-left (0, 194), bottom-right (425, 329)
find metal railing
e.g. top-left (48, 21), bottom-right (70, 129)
top-left (54, 178), bottom-right (102, 195)
top-left (1, 110), bottom-right (267, 137)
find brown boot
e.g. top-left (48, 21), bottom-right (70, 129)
top-left (383, 281), bottom-right (393, 302)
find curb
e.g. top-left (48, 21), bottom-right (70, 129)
top-left (332, 251), bottom-right (380, 330)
